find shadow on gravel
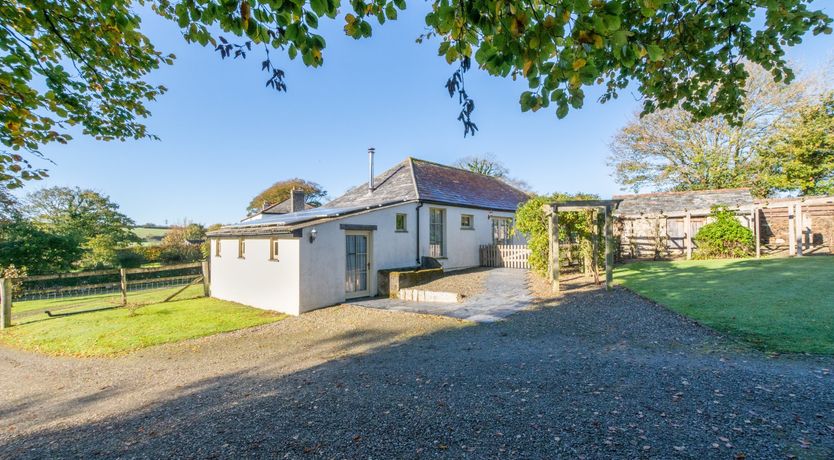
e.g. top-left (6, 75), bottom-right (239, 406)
top-left (2, 288), bottom-right (833, 459)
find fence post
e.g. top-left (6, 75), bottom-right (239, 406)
top-left (119, 269), bottom-right (128, 306)
top-left (1, 278), bottom-right (12, 329)
top-left (604, 206), bottom-right (614, 290)
top-left (201, 261), bottom-right (210, 297)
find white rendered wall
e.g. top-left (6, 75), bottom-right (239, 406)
top-left (418, 205), bottom-right (518, 270)
top-left (209, 237), bottom-right (302, 315)
top-left (298, 203), bottom-right (418, 312)
top-left (210, 202), bottom-right (521, 314)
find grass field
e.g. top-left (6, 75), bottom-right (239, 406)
top-left (615, 257), bottom-right (834, 354)
top-left (1, 294), bottom-right (285, 357)
top-left (131, 226), bottom-right (170, 245)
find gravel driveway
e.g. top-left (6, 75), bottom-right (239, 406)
top-left (351, 268), bottom-right (533, 322)
top-left (1, 287), bottom-right (832, 458)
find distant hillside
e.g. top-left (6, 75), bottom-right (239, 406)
top-left (132, 226), bottom-right (170, 245)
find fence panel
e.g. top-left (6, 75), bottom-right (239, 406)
top-left (5, 262), bottom-right (208, 326)
top-left (480, 244), bottom-right (531, 269)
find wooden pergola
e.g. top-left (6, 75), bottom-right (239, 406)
top-left (543, 200), bottom-right (622, 293)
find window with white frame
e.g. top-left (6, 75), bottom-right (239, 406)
top-left (460, 214), bottom-right (474, 230)
top-left (269, 238), bottom-right (279, 260)
top-left (429, 208), bottom-right (446, 257)
top-left (395, 213), bottom-right (407, 232)
top-left (492, 217), bottom-right (513, 245)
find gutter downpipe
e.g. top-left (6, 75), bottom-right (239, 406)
top-left (415, 202), bottom-right (423, 266)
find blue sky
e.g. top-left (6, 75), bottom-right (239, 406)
top-left (18, 2), bottom-right (834, 225)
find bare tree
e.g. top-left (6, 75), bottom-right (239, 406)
top-left (609, 63), bottom-right (816, 194)
top-left (454, 154), bottom-right (509, 178)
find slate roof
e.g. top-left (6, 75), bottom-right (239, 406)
top-left (614, 188), bottom-right (755, 215)
top-left (325, 158), bottom-right (529, 212)
top-left (260, 197), bottom-right (316, 215)
top-left (209, 157), bottom-right (530, 237)
top-left (325, 160), bottom-right (418, 208)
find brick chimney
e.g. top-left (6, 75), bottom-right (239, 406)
top-left (290, 189), bottom-right (305, 213)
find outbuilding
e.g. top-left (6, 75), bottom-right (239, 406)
top-left (207, 156), bottom-right (529, 315)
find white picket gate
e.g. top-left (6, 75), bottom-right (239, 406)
top-left (479, 244), bottom-right (531, 269)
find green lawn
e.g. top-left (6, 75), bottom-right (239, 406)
top-left (13, 285), bottom-right (205, 316)
top-left (0, 296), bottom-right (286, 357)
top-left (615, 257), bottom-right (834, 354)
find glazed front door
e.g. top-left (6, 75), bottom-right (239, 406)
top-left (345, 232), bottom-right (371, 298)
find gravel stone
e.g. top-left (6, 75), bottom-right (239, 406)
top-left (1, 286), bottom-right (832, 459)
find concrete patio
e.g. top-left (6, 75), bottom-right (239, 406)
top-left (348, 268), bottom-right (532, 322)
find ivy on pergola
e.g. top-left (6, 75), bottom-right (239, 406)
top-left (543, 200), bottom-right (621, 293)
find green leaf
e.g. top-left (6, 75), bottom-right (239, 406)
top-left (646, 44), bottom-right (664, 61)
top-left (556, 102), bottom-right (569, 119)
top-left (385, 3), bottom-right (398, 20)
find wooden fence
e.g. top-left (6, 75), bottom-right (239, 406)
top-left (479, 244), bottom-right (531, 269)
top-left (0, 262), bottom-right (210, 328)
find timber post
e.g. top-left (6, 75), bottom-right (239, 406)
top-left (201, 260), bottom-right (210, 297)
top-left (684, 210), bottom-right (692, 260)
top-left (754, 207), bottom-right (761, 259)
top-left (795, 203), bottom-right (803, 257)
top-left (604, 205), bottom-right (614, 290)
top-left (788, 205), bottom-right (796, 256)
top-left (590, 211), bottom-right (600, 284)
top-left (119, 269), bottom-right (128, 306)
top-left (1, 278), bottom-right (11, 329)
top-left (549, 210), bottom-right (560, 293)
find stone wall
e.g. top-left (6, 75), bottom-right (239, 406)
top-left (377, 266), bottom-right (445, 298)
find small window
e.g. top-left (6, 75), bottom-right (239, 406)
top-left (460, 214), bottom-right (474, 230)
top-left (215, 239), bottom-right (221, 257)
top-left (395, 213), bottom-right (407, 232)
top-left (270, 238), bottom-right (280, 261)
top-left (429, 208), bottom-right (446, 257)
top-left (238, 238), bottom-right (245, 258)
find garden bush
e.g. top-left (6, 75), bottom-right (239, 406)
top-left (514, 192), bottom-right (602, 276)
top-left (115, 248), bottom-right (146, 268)
top-left (159, 244), bottom-right (203, 264)
top-left (693, 206), bottom-right (755, 259)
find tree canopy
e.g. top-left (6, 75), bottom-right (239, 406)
top-left (247, 178), bottom-right (326, 214)
top-left (608, 62), bottom-right (814, 194)
top-left (0, 220), bottom-right (82, 274)
top-left (19, 187), bottom-right (140, 269)
top-left (760, 93), bottom-right (834, 196)
top-left (455, 154), bottom-right (510, 177)
top-left (2, 0), bottom-right (830, 188)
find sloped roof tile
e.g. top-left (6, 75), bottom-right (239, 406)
top-left (325, 157), bottom-right (528, 212)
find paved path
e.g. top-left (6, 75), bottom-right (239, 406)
top-left (350, 268), bottom-right (532, 322)
top-left (1, 288), bottom-right (832, 458)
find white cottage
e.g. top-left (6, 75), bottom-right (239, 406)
top-left (207, 156), bottom-right (530, 315)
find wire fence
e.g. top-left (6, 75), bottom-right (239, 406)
top-left (1, 262), bottom-right (209, 326)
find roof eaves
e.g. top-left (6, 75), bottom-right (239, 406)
top-left (207, 200), bottom-right (415, 237)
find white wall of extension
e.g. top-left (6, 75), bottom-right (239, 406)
top-left (210, 237), bottom-right (301, 314)
top-left (210, 202), bottom-right (520, 315)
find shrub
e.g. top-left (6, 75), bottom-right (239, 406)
top-left (115, 248), bottom-right (146, 268)
top-left (140, 245), bottom-right (163, 264)
top-left (514, 192), bottom-right (602, 276)
top-left (693, 206), bottom-right (755, 259)
top-left (159, 244), bottom-right (203, 264)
